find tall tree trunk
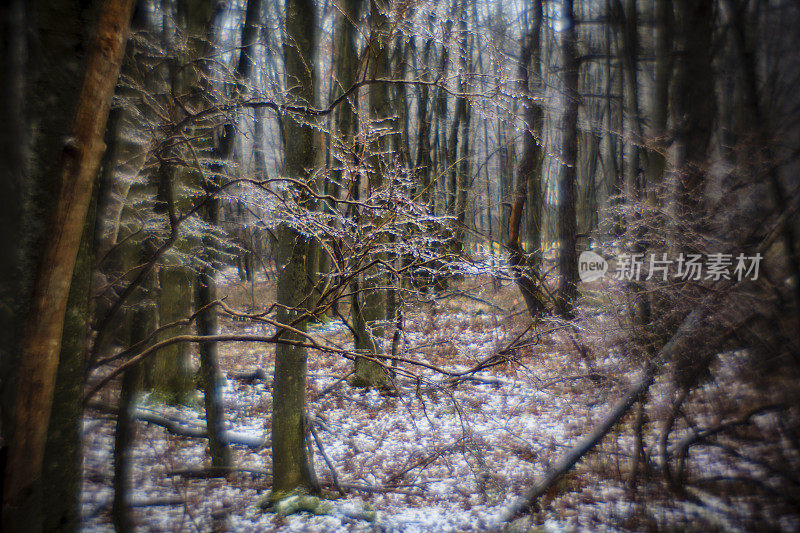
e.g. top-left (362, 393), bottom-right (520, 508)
top-left (671, 0), bottom-right (715, 223)
top-left (647, 0), bottom-right (672, 200)
top-left (508, 0), bottom-right (545, 318)
top-left (271, 0), bottom-right (318, 496)
top-left (1, 0), bottom-right (93, 469)
top-left (41, 190), bottom-right (96, 533)
top-left (353, 0), bottom-right (393, 388)
top-left (193, 0), bottom-right (266, 469)
top-left (143, 0), bottom-right (216, 405)
top-left (451, 15), bottom-right (472, 257)
top-left (616, 0), bottom-right (651, 327)
top-left (604, 0), bottom-right (623, 239)
top-left (415, 34), bottom-right (433, 207)
top-left (0, 0), bottom-right (27, 457)
top-left (111, 366), bottom-right (140, 533)
top-left (111, 270), bottom-right (155, 533)
top-left (2, 2), bottom-right (136, 530)
top-left (556, 0), bottom-right (580, 318)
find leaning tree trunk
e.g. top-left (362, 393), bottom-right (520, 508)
top-left (41, 193), bottom-right (96, 533)
top-left (1, 2), bottom-right (136, 530)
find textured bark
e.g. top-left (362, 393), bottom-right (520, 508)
top-left (41, 193), bottom-right (96, 533)
top-left (1, 0), bottom-right (93, 459)
top-left (272, 0), bottom-right (318, 496)
top-left (0, 0), bottom-right (27, 443)
top-left (556, 0), bottom-right (580, 318)
top-left (2, 2), bottom-right (136, 529)
top-left (354, 0), bottom-right (392, 388)
top-left (146, 266), bottom-right (193, 404)
top-left (507, 0), bottom-right (545, 318)
top-left (451, 16), bottom-right (472, 256)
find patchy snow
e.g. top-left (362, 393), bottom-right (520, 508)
top-left (80, 277), bottom-right (800, 531)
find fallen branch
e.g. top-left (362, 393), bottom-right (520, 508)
top-left (87, 402), bottom-right (267, 448)
top-left (165, 466), bottom-right (271, 478)
top-left (227, 367), bottom-right (267, 383)
top-left (504, 307), bottom-right (708, 521)
top-left (335, 482), bottom-right (424, 497)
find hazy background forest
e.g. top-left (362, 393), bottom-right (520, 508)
top-left (1, 0), bottom-right (799, 531)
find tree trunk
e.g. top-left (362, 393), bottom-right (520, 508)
top-left (112, 281), bottom-right (155, 533)
top-left (353, 0), bottom-right (392, 388)
top-left (2, 2), bottom-right (136, 529)
top-left (196, 261), bottom-right (231, 467)
top-left (671, 0), bottom-right (715, 222)
top-left (0, 0), bottom-right (27, 453)
top-left (616, 0), bottom-right (651, 327)
top-left (647, 0), bottom-right (672, 199)
top-left (271, 0), bottom-right (318, 496)
top-left (507, 0), bottom-right (545, 318)
top-left (451, 16), bottom-right (472, 257)
top-left (41, 190), bottom-right (96, 533)
top-left (556, 0), bottom-right (580, 318)
top-left (145, 265), bottom-right (194, 404)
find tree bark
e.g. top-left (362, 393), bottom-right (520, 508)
top-left (2, 1), bottom-right (136, 529)
top-left (353, 0), bottom-right (393, 388)
top-left (555, 0), bottom-right (580, 318)
top-left (271, 0), bottom-right (318, 496)
top-left (41, 191), bottom-right (96, 532)
top-left (671, 0), bottom-right (715, 222)
top-left (507, 0), bottom-right (546, 318)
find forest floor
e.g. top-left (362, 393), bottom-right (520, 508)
top-left (80, 270), bottom-right (799, 532)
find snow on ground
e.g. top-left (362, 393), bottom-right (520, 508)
top-left (80, 275), bottom-right (798, 531)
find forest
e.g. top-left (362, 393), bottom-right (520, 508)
top-left (0, 0), bottom-right (799, 530)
